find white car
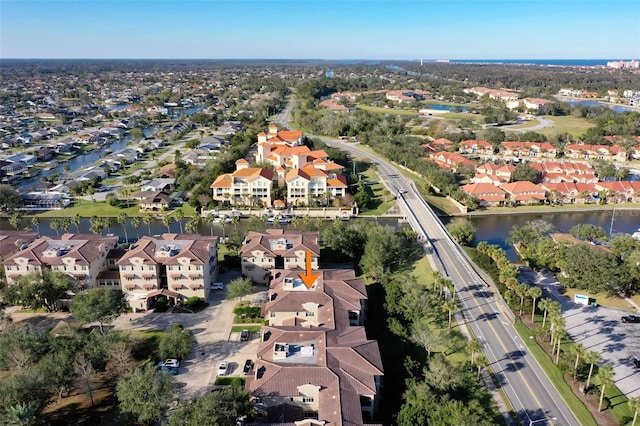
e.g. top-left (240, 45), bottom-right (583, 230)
top-left (217, 361), bottom-right (228, 376)
top-left (211, 282), bottom-right (224, 290)
top-left (163, 359), bottom-right (180, 368)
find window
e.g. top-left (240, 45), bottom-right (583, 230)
top-left (302, 397), bottom-right (314, 403)
top-left (305, 311), bottom-right (314, 317)
top-left (270, 312), bottom-right (276, 318)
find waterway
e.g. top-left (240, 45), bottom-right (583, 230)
top-left (444, 209), bottom-right (640, 261)
top-left (554, 97), bottom-right (637, 113)
top-left (19, 137), bottom-right (132, 189)
top-left (0, 216), bottom-right (403, 243)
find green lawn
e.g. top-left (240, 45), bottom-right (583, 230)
top-left (356, 104), bottom-right (420, 116)
top-left (513, 320), bottom-right (597, 426)
top-left (538, 115), bottom-right (595, 138)
top-left (36, 200), bottom-right (197, 218)
top-left (358, 166), bottom-right (397, 216)
top-left (231, 325), bottom-right (262, 333)
top-left (37, 199), bottom-right (143, 218)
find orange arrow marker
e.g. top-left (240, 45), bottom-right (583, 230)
top-left (299, 250), bottom-right (319, 289)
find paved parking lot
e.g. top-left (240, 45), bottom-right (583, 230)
top-left (113, 270), bottom-right (267, 399)
top-left (520, 268), bottom-right (640, 398)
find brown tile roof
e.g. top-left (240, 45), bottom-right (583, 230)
top-left (241, 230), bottom-right (320, 258)
top-left (0, 231), bottom-right (38, 259)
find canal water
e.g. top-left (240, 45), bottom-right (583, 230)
top-left (444, 210), bottom-right (640, 261)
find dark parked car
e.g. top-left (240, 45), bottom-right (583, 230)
top-left (621, 315), bottom-right (640, 323)
top-left (240, 329), bottom-right (250, 341)
top-left (633, 355), bottom-right (640, 368)
top-left (243, 359), bottom-right (253, 375)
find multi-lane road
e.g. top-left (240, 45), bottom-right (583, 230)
top-left (321, 139), bottom-right (579, 426)
top-left (276, 97), bottom-right (578, 425)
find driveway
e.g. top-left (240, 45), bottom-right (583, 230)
top-left (520, 268), bottom-right (640, 398)
top-left (113, 268), bottom-right (267, 399)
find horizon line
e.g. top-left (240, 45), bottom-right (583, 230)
top-left (0, 57), bottom-right (636, 61)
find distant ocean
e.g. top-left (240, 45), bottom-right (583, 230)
top-left (449, 59), bottom-right (620, 66)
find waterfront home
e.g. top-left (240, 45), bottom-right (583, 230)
top-left (117, 234), bottom-right (218, 312)
top-left (248, 268), bottom-right (382, 425)
top-left (594, 181), bottom-right (640, 203)
top-left (140, 178), bottom-right (176, 194)
top-left (210, 163), bottom-right (275, 207)
top-left (461, 183), bottom-right (507, 207)
top-left (3, 234), bottom-right (118, 289)
top-left (139, 191), bottom-right (175, 211)
top-left (240, 230), bottom-right (319, 284)
top-left (0, 231), bottom-right (39, 261)
top-left (285, 166), bottom-right (347, 207)
top-left (499, 181), bottom-right (547, 205)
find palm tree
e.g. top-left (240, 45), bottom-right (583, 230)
top-left (50, 218), bottom-right (62, 236)
top-left (597, 364), bottom-right (614, 412)
top-left (117, 212), bottom-right (129, 243)
top-left (206, 213), bottom-right (216, 237)
top-left (72, 213), bottom-right (82, 233)
top-left (31, 216), bottom-right (40, 236)
top-left (628, 396), bottom-right (640, 426)
top-left (465, 339), bottom-right (482, 365)
top-left (162, 214), bottom-right (172, 233)
top-left (442, 298), bottom-right (459, 330)
top-left (537, 298), bottom-right (557, 329)
top-left (130, 216), bottom-right (141, 241)
top-left (584, 350), bottom-right (601, 389)
top-left (118, 186), bottom-right (132, 208)
top-left (516, 283), bottom-right (529, 316)
top-left (9, 213), bottom-right (21, 230)
top-left (173, 209), bottom-right (184, 234)
top-left (89, 216), bottom-right (104, 235)
top-left (569, 342), bottom-right (585, 380)
top-left (143, 213), bottom-right (153, 236)
top-left (555, 329), bottom-right (567, 364)
top-left (528, 286), bottom-right (542, 322)
top-left (185, 217), bottom-right (199, 234)
top-left (61, 217), bottom-right (71, 234)
top-left (3, 401), bottom-right (38, 426)
top-left (475, 354), bottom-right (488, 379)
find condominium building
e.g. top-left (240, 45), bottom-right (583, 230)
top-left (240, 230), bottom-right (319, 284)
top-left (117, 234), bottom-right (218, 311)
top-left (247, 268), bottom-right (383, 425)
top-left (210, 161), bottom-right (275, 207)
top-left (285, 165), bottom-right (348, 206)
top-left (3, 234), bottom-right (118, 288)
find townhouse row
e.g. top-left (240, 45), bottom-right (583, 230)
top-left (425, 138), bottom-right (640, 162)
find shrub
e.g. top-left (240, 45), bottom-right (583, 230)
top-left (185, 296), bottom-right (200, 309)
top-left (214, 377), bottom-right (246, 387)
top-left (155, 296), bottom-right (167, 312)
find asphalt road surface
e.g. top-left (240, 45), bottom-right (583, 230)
top-left (322, 138), bottom-right (579, 426)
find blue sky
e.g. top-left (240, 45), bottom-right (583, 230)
top-left (1, 0), bottom-right (639, 59)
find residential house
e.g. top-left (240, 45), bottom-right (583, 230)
top-left (427, 152), bottom-right (475, 172)
top-left (500, 141), bottom-right (558, 158)
top-left (458, 139), bottom-right (493, 156)
top-left (3, 234), bottom-right (118, 289)
top-left (495, 164), bottom-right (516, 182)
top-left (594, 181), bottom-right (640, 203)
top-left (139, 192), bottom-right (174, 211)
top-left (140, 178), bottom-right (176, 194)
top-left (117, 234), bottom-right (218, 311)
top-left (240, 230), bottom-right (320, 284)
top-left (421, 138), bottom-right (454, 153)
top-left (499, 181), bottom-right (547, 204)
top-left (564, 143), bottom-right (628, 162)
top-left (210, 163), bottom-right (275, 207)
top-left (540, 182), bottom-right (598, 204)
top-left (319, 99), bottom-right (349, 111)
top-left (248, 268), bottom-right (383, 425)
top-left (460, 183), bottom-right (508, 207)
top-left (505, 98), bottom-right (555, 111)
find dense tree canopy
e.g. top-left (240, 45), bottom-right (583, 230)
top-left (2, 270), bottom-right (72, 312)
top-left (70, 288), bottom-right (126, 332)
top-left (116, 363), bottom-right (174, 425)
top-left (167, 387), bottom-right (252, 426)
